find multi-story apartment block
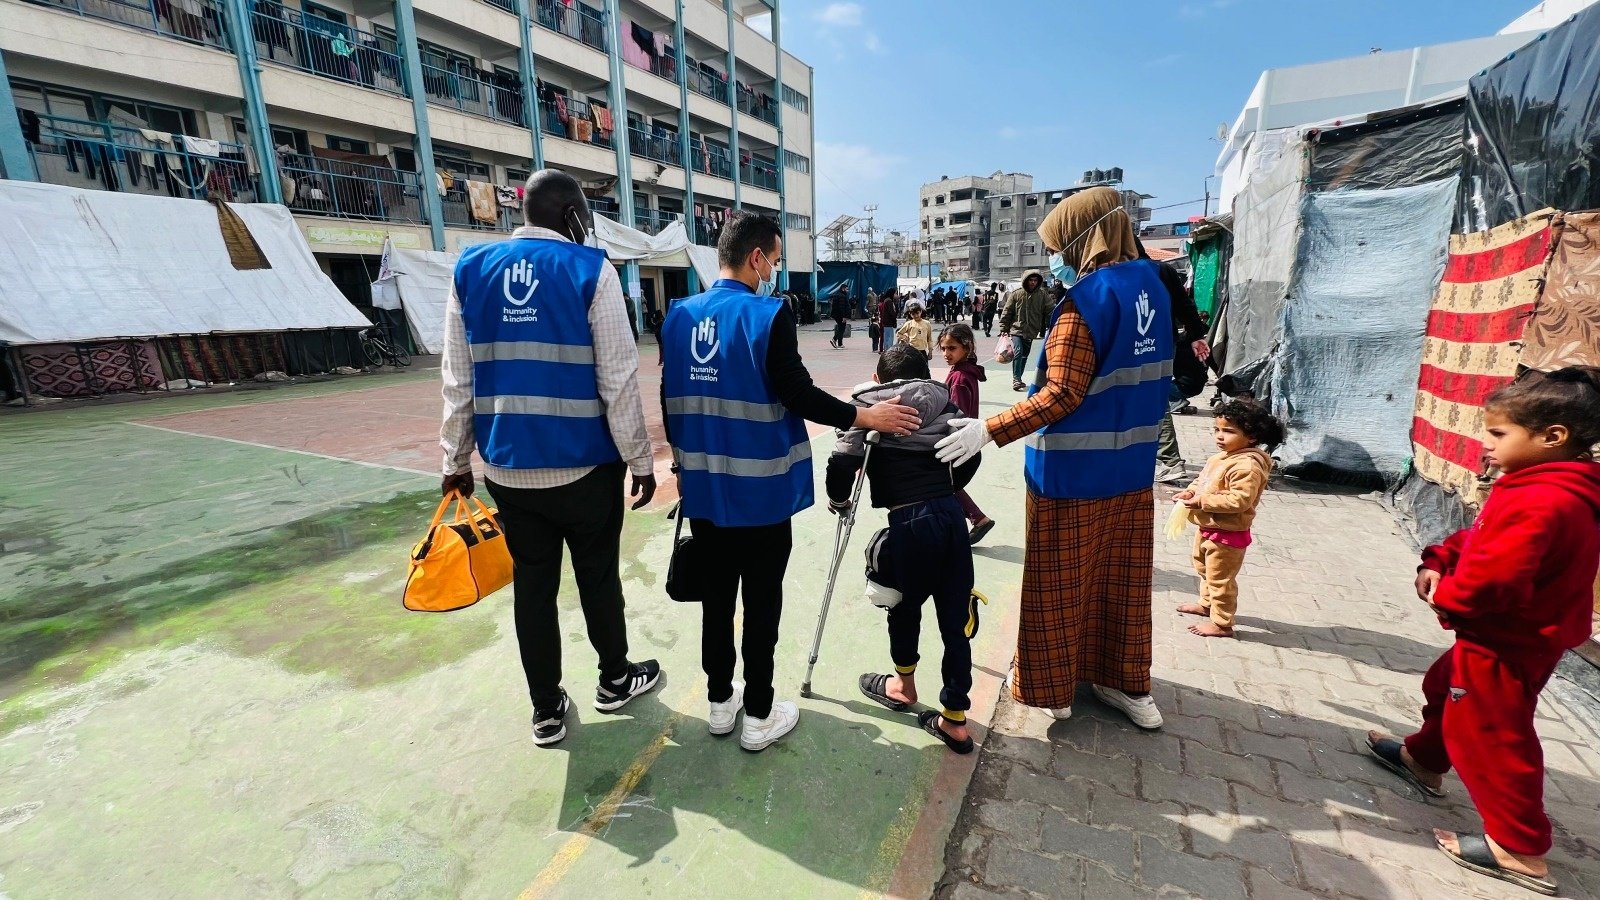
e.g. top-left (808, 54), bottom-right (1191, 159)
top-left (983, 183), bottom-right (1150, 282)
top-left (0, 0), bottom-right (816, 318)
top-left (919, 171), bottom-right (1030, 280)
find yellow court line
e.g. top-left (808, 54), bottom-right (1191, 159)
top-left (517, 711), bottom-right (687, 900)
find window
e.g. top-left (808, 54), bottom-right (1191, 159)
top-left (999, 198), bottom-right (1013, 208)
top-left (781, 84), bottom-right (809, 113)
top-left (999, 220), bottom-right (1012, 231)
top-left (933, 217), bottom-right (944, 228)
top-left (935, 194), bottom-right (946, 205)
top-left (272, 125), bottom-right (310, 155)
top-left (922, 198), bottom-right (929, 207)
top-left (1024, 218), bottom-right (1037, 228)
top-left (506, 167), bottom-right (530, 185)
top-left (784, 150), bottom-right (810, 173)
top-left (922, 218), bottom-right (929, 231)
top-left (786, 212), bottom-right (812, 231)
top-left (951, 188), bottom-right (973, 201)
top-left (1023, 242), bottom-right (1037, 255)
top-left (996, 245), bottom-right (1013, 257)
top-left (1026, 196), bottom-right (1040, 207)
top-left (326, 135), bottom-right (370, 154)
top-left (951, 212), bottom-right (972, 225)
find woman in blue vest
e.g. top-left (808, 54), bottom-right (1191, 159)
top-left (937, 187), bottom-right (1175, 729)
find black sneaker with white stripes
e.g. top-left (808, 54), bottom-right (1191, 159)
top-left (532, 689), bottom-right (571, 746)
top-left (594, 659), bottom-right (662, 712)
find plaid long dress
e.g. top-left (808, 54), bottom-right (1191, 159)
top-left (985, 305), bottom-right (1155, 709)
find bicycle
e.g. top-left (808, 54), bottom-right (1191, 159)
top-left (360, 325), bottom-right (411, 368)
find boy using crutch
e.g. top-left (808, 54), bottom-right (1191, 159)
top-left (827, 344), bottom-right (984, 753)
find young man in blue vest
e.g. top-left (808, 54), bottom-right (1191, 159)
top-left (661, 212), bottom-right (922, 751)
top-left (441, 170), bottom-right (662, 747)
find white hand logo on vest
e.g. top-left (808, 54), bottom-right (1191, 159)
top-left (502, 259), bottom-right (540, 306)
top-left (689, 317), bottom-right (720, 382)
top-left (1133, 290), bottom-right (1159, 358)
top-left (1135, 290), bottom-right (1157, 336)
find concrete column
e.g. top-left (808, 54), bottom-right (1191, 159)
top-left (514, 0), bottom-right (545, 169)
top-left (0, 49), bottom-right (39, 181)
top-left (771, 0), bottom-right (786, 289)
top-left (602, 0), bottom-right (641, 330)
top-left (807, 63), bottom-right (817, 301)
top-left (673, 0), bottom-right (697, 293)
top-left (724, 1), bottom-right (740, 209)
top-left (393, 0), bottom-right (445, 251)
top-left (220, 0), bottom-right (281, 202)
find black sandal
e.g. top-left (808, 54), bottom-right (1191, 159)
top-left (1365, 734), bottom-right (1446, 798)
top-left (859, 672), bottom-right (910, 712)
top-left (1439, 833), bottom-right (1557, 896)
top-left (918, 710), bottom-right (975, 755)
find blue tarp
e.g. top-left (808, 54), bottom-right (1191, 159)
top-left (818, 261), bottom-right (898, 317)
top-left (928, 280), bottom-right (971, 299)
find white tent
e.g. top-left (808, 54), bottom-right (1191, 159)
top-left (0, 181), bottom-right (369, 344)
top-left (593, 214), bottom-right (718, 287)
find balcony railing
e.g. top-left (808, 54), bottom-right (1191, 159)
top-left (441, 182), bottom-right (517, 232)
top-left (280, 155), bottom-right (426, 225)
top-left (534, 0), bottom-right (605, 52)
top-left (587, 197), bottom-right (619, 218)
top-left (691, 142), bottom-right (732, 181)
top-left (422, 63), bottom-right (525, 127)
top-left (736, 87), bottom-right (778, 125)
top-left (252, 5), bottom-right (408, 97)
top-left (634, 209), bottom-right (682, 236)
top-left (686, 60), bottom-right (730, 105)
top-left (28, 0), bottom-right (230, 49)
top-left (27, 114), bottom-right (260, 202)
top-left (628, 125), bottom-right (681, 168)
top-left (625, 47), bottom-right (677, 82)
top-left (540, 97), bottom-right (613, 149)
top-left (740, 156), bottom-right (778, 191)
top-left (477, 0), bottom-right (514, 12)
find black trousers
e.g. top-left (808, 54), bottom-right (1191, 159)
top-left (688, 517), bottom-right (792, 719)
top-left (880, 496), bottom-right (975, 714)
top-left (832, 320), bottom-right (848, 345)
top-left (487, 463), bottom-right (631, 712)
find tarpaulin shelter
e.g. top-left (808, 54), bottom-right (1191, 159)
top-left (0, 181), bottom-right (370, 399)
top-left (929, 280), bottom-right (974, 299)
top-left (818, 261), bottom-right (897, 317)
top-left (1395, 3), bottom-right (1600, 547)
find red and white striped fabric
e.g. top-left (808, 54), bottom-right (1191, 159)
top-left (1411, 209), bottom-right (1557, 504)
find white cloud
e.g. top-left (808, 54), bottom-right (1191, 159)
top-left (1148, 52), bottom-right (1184, 67)
top-left (863, 32), bottom-right (883, 53)
top-left (813, 141), bottom-right (905, 224)
top-left (816, 2), bottom-right (863, 27)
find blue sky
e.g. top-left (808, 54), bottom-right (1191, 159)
top-left (760, 0), bottom-right (1533, 242)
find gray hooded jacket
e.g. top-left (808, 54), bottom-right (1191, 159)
top-left (826, 379), bottom-right (978, 508)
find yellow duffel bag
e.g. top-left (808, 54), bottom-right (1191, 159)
top-left (403, 492), bottom-right (514, 612)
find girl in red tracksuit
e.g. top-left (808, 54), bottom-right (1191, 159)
top-left (1366, 367), bottom-right (1600, 897)
top-left (939, 324), bottom-right (996, 544)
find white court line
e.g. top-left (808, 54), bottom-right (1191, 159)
top-left (126, 421), bottom-right (438, 478)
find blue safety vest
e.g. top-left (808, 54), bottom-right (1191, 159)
top-left (662, 279), bottom-right (812, 527)
top-left (1023, 259), bottom-right (1174, 499)
top-left (455, 236), bottom-right (621, 470)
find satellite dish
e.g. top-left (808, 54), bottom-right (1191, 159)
top-left (1215, 122), bottom-right (1229, 142)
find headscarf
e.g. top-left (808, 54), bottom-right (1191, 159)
top-left (1036, 186), bottom-right (1139, 276)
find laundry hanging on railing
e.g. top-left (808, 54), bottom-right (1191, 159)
top-left (466, 181), bottom-right (498, 225)
top-left (182, 136), bottom-right (222, 158)
top-left (495, 185), bottom-right (521, 209)
top-left (625, 22), bottom-right (655, 70)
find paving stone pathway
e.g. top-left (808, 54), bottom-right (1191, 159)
top-left (938, 415), bottom-right (1600, 900)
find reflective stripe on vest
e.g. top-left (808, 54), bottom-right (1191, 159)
top-left (456, 237), bottom-right (621, 470)
top-left (1023, 259), bottom-right (1174, 500)
top-left (661, 280), bottom-right (814, 527)
top-left (664, 395), bottom-right (791, 423)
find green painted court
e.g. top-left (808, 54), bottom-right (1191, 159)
top-left (0, 349), bottom-right (1028, 898)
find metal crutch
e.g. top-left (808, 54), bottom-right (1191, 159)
top-left (800, 431), bottom-right (880, 698)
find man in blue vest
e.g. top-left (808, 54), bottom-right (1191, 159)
top-left (440, 170), bottom-right (661, 747)
top-left (661, 212), bottom-right (922, 752)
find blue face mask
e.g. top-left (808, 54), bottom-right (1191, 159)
top-left (1048, 252), bottom-right (1077, 287)
top-left (755, 251), bottom-right (778, 297)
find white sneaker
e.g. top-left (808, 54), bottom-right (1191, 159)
top-left (740, 700), bottom-right (799, 751)
top-left (1050, 707), bottom-right (1073, 721)
top-left (709, 682), bottom-right (745, 736)
top-left (1154, 464), bottom-right (1187, 485)
top-left (1092, 685), bottom-right (1164, 729)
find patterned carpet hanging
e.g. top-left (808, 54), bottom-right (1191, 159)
top-left (1410, 209), bottom-right (1556, 504)
top-left (1520, 211), bottom-right (1600, 371)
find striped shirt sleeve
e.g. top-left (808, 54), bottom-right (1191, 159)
top-left (589, 264), bottom-right (654, 477)
top-left (439, 284), bottom-right (476, 476)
